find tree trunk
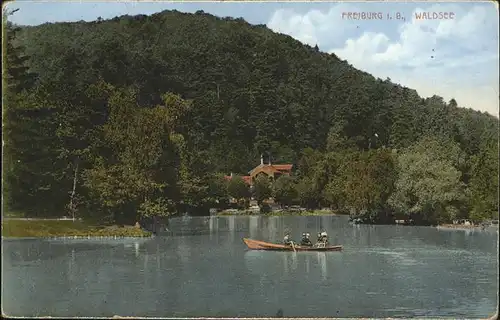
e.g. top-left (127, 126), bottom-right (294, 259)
top-left (69, 162), bottom-right (79, 221)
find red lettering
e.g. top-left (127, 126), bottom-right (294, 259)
top-left (414, 11), bottom-right (456, 20)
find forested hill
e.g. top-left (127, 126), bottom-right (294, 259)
top-left (4, 9), bottom-right (498, 224)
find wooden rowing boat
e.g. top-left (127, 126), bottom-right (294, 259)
top-left (243, 238), bottom-right (343, 252)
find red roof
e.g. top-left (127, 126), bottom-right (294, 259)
top-left (242, 176), bottom-right (252, 184)
top-left (270, 164), bottom-right (293, 171)
top-left (224, 175), bottom-right (252, 185)
top-left (248, 163), bottom-right (294, 175)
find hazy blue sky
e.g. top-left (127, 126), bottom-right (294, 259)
top-left (6, 1), bottom-right (499, 116)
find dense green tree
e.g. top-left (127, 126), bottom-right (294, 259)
top-left (325, 123), bottom-right (356, 152)
top-left (343, 150), bottom-right (396, 222)
top-left (3, 8), bottom-right (42, 214)
top-left (321, 149), bottom-right (396, 222)
top-left (2, 89), bottom-right (66, 216)
top-left (253, 175), bottom-right (272, 205)
top-left (296, 148), bottom-right (323, 178)
top-left (2, 8), bottom-right (36, 94)
top-left (467, 138), bottom-right (499, 222)
top-left (227, 176), bottom-right (250, 202)
top-left (272, 175), bottom-right (297, 207)
top-left (83, 88), bottom-right (189, 223)
top-left (206, 173), bottom-right (230, 208)
top-left (295, 177), bottom-right (321, 209)
top-left (389, 137), bottom-right (466, 225)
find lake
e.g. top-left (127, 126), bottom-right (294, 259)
top-left (2, 215), bottom-right (498, 318)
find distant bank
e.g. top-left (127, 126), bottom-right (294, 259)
top-left (2, 219), bottom-right (152, 238)
top-left (216, 208), bottom-right (339, 217)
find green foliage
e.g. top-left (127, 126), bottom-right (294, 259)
top-left (389, 137), bottom-right (466, 225)
top-left (138, 198), bottom-right (174, 218)
top-left (467, 137), bottom-right (499, 222)
top-left (83, 87), bottom-right (189, 223)
top-left (296, 148), bottom-right (323, 178)
top-left (326, 124), bottom-right (356, 152)
top-left (2, 10), bottom-right (498, 225)
top-left (2, 88), bottom-right (66, 216)
top-left (227, 176), bottom-right (250, 201)
top-left (206, 173), bottom-right (230, 206)
top-left (295, 177), bottom-right (321, 209)
top-left (2, 9), bottom-right (36, 94)
top-left (253, 175), bottom-right (272, 204)
top-left (272, 175), bottom-right (297, 207)
top-left (319, 149), bottom-right (396, 223)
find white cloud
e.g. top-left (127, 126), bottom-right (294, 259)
top-left (267, 4), bottom-right (358, 48)
top-left (267, 3), bottom-right (499, 116)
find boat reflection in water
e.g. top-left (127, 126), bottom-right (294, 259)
top-left (243, 251), bottom-right (298, 276)
top-left (305, 253), bottom-right (310, 274)
top-left (282, 251), bottom-right (298, 275)
top-left (244, 249), bottom-right (332, 281)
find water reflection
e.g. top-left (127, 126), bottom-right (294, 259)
top-left (209, 216), bottom-right (214, 239)
top-left (228, 216), bottom-right (235, 241)
top-left (244, 249), bottom-right (333, 281)
top-left (228, 216), bottom-right (235, 231)
top-left (305, 254), bottom-right (310, 274)
top-left (177, 236), bottom-right (191, 265)
top-left (68, 248), bottom-right (75, 282)
top-left (317, 253), bottom-right (327, 280)
top-left (291, 252), bottom-right (298, 271)
top-left (3, 215), bottom-right (498, 318)
top-left (283, 252), bottom-right (288, 274)
top-left (249, 216), bottom-right (259, 238)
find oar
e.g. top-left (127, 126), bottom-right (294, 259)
top-left (291, 241), bottom-right (296, 252)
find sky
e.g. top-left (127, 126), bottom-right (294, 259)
top-left (5, 1), bottom-right (499, 116)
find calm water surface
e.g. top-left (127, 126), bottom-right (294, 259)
top-left (2, 216), bottom-right (498, 318)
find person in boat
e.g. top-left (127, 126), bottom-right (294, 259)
top-left (284, 233), bottom-right (293, 246)
top-left (320, 231), bottom-right (329, 244)
top-left (316, 231), bottom-right (328, 245)
top-left (300, 232), bottom-right (312, 246)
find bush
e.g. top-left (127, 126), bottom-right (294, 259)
top-left (259, 203), bottom-right (272, 214)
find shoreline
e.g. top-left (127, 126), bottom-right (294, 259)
top-left (215, 214), bottom-right (499, 231)
top-left (217, 209), bottom-right (341, 217)
top-left (2, 219), bottom-right (153, 238)
top-left (2, 236), bottom-right (154, 241)
top-left (436, 224), bottom-right (497, 230)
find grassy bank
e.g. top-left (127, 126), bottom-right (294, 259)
top-left (217, 209), bottom-right (339, 216)
top-left (3, 211), bottom-right (26, 218)
top-left (2, 219), bottom-right (152, 238)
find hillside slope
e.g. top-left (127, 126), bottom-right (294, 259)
top-left (4, 10), bottom-right (498, 222)
top-left (17, 10), bottom-right (497, 170)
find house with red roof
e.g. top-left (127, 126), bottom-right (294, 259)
top-left (224, 154), bottom-right (293, 186)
